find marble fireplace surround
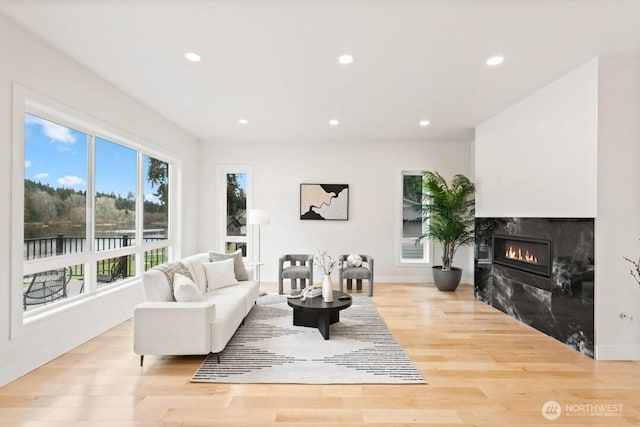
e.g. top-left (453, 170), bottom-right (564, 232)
top-left (474, 217), bottom-right (595, 358)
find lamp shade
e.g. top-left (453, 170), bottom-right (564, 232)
top-left (247, 209), bottom-right (270, 225)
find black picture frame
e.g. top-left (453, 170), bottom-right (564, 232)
top-left (299, 183), bottom-right (349, 220)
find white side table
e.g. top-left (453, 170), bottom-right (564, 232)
top-left (247, 262), bottom-right (265, 285)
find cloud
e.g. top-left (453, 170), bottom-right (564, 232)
top-left (26, 115), bottom-right (76, 145)
top-left (25, 160), bottom-right (32, 168)
top-left (34, 173), bottom-right (49, 180)
top-left (57, 175), bottom-right (84, 187)
top-left (145, 193), bottom-right (159, 202)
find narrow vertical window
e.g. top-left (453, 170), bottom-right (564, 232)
top-left (400, 172), bottom-right (429, 263)
top-left (225, 173), bottom-right (247, 255)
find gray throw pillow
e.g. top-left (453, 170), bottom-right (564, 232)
top-left (208, 249), bottom-right (250, 281)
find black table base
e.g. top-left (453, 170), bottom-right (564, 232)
top-left (287, 290), bottom-right (352, 340)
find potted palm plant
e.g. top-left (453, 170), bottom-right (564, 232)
top-left (416, 171), bottom-right (475, 291)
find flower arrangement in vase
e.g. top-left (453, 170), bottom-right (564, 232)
top-left (314, 250), bottom-right (341, 302)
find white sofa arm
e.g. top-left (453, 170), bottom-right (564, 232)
top-left (133, 301), bottom-right (216, 362)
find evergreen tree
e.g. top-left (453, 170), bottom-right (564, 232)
top-left (147, 158), bottom-right (168, 208)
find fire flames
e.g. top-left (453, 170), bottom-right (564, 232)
top-left (505, 246), bottom-right (538, 264)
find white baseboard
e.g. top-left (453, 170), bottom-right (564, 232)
top-left (596, 344), bottom-right (640, 360)
top-left (261, 274), bottom-right (474, 285)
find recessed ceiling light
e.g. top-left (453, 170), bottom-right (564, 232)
top-left (238, 118), bottom-right (248, 125)
top-left (185, 52), bottom-right (201, 62)
top-left (486, 55), bottom-right (504, 66)
top-left (419, 120), bottom-right (430, 127)
top-left (338, 54), bottom-right (354, 65)
top-left (329, 119), bottom-right (339, 126)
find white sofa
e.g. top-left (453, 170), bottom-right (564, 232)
top-left (133, 252), bottom-right (260, 366)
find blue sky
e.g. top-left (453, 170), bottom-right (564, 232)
top-left (24, 114), bottom-right (161, 202)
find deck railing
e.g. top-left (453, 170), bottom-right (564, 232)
top-left (24, 234), bottom-right (167, 276)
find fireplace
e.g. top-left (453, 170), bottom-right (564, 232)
top-left (493, 234), bottom-right (552, 277)
top-left (476, 218), bottom-right (594, 358)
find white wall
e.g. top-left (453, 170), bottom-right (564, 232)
top-left (0, 13), bottom-right (200, 386)
top-left (198, 139), bottom-right (473, 285)
top-left (595, 56), bottom-right (640, 359)
top-left (475, 59), bottom-right (598, 218)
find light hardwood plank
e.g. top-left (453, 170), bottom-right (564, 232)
top-left (2, 283), bottom-right (640, 426)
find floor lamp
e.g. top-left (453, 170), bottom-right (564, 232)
top-left (247, 208), bottom-right (270, 284)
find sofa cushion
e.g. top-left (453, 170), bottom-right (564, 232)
top-left (173, 273), bottom-right (204, 302)
top-left (208, 279), bottom-right (260, 316)
top-left (203, 258), bottom-right (238, 292)
top-left (204, 292), bottom-right (247, 353)
top-left (209, 249), bottom-right (250, 281)
top-left (342, 266), bottom-right (371, 280)
top-left (282, 265), bottom-right (311, 279)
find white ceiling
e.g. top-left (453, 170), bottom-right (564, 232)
top-left (2, 0), bottom-right (640, 143)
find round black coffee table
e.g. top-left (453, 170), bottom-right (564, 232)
top-left (287, 290), bottom-right (352, 340)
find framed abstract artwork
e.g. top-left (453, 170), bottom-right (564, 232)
top-left (300, 184), bottom-right (349, 220)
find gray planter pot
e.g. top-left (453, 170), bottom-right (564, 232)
top-left (432, 266), bottom-right (462, 291)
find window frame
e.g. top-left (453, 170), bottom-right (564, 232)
top-left (11, 84), bottom-right (179, 337)
top-left (216, 165), bottom-right (252, 258)
top-left (396, 169), bottom-right (432, 266)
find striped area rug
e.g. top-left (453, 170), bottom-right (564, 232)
top-left (191, 294), bottom-right (425, 384)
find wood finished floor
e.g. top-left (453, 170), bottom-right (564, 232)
top-left (1, 282), bottom-right (640, 426)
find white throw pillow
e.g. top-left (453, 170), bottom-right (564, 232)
top-left (173, 273), bottom-right (204, 302)
top-left (208, 249), bottom-right (250, 281)
top-left (347, 253), bottom-right (363, 267)
top-left (203, 258), bottom-right (238, 292)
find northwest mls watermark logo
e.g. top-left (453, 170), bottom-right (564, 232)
top-left (542, 400), bottom-right (562, 420)
top-left (542, 400), bottom-right (624, 420)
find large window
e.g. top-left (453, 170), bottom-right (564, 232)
top-left (398, 171), bottom-right (430, 264)
top-left (20, 106), bottom-right (173, 315)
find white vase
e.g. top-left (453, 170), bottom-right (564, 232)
top-left (322, 274), bottom-right (334, 302)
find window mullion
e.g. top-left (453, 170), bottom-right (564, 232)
top-left (87, 134), bottom-right (96, 253)
top-left (86, 134), bottom-right (97, 292)
top-left (136, 151), bottom-right (144, 274)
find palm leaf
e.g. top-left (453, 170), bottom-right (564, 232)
top-left (416, 171), bottom-right (475, 270)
